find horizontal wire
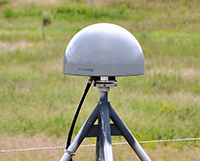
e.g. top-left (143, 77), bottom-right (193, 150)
top-left (139, 137), bottom-right (200, 144)
top-left (0, 137), bottom-right (200, 153)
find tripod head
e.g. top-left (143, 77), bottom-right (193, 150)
top-left (91, 76), bottom-right (117, 88)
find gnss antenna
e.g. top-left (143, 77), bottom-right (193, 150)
top-left (60, 23), bottom-right (151, 161)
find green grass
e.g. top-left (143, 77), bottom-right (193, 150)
top-left (0, 0), bottom-right (200, 152)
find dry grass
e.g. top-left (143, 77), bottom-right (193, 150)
top-left (1, 135), bottom-right (200, 161)
top-left (11, 0), bottom-right (67, 7)
top-left (0, 41), bottom-right (36, 51)
top-left (9, 0), bottom-right (108, 8)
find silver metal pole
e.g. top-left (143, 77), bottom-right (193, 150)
top-left (98, 87), bottom-right (113, 161)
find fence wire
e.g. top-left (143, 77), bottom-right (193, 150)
top-left (1, 137), bottom-right (200, 153)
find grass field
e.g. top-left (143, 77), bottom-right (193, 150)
top-left (0, 0), bottom-right (200, 160)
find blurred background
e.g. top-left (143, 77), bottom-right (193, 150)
top-left (0, 0), bottom-right (200, 160)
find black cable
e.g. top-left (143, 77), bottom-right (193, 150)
top-left (65, 78), bottom-right (93, 152)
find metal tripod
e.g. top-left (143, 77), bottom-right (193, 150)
top-left (60, 85), bottom-right (151, 161)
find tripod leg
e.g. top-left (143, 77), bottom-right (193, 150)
top-left (99, 102), bottom-right (113, 161)
top-left (109, 105), bottom-right (151, 161)
top-left (95, 133), bottom-right (104, 161)
top-left (95, 102), bottom-right (113, 161)
top-left (60, 104), bottom-right (100, 161)
top-left (95, 136), bottom-right (100, 161)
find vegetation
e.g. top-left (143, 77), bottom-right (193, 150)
top-left (0, 0), bottom-right (200, 160)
